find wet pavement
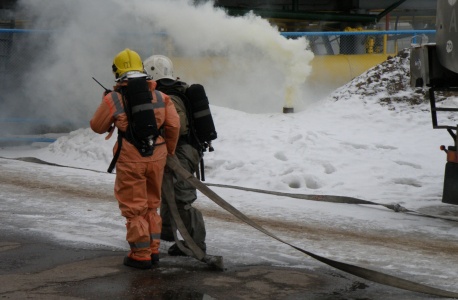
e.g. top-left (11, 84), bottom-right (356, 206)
top-left (0, 227), bottom-right (443, 300)
top-left (0, 158), bottom-right (455, 299)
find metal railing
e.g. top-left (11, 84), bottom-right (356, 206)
top-left (281, 30), bottom-right (436, 55)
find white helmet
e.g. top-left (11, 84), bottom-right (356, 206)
top-left (143, 55), bottom-right (175, 81)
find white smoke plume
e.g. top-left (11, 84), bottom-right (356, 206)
top-left (9, 0), bottom-right (313, 123)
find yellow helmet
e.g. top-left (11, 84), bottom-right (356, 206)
top-left (112, 48), bottom-right (145, 80)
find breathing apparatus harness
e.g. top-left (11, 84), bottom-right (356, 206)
top-left (158, 82), bottom-right (217, 181)
top-left (107, 77), bottom-right (164, 173)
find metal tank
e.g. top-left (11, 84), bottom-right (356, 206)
top-left (411, 0), bottom-right (458, 204)
top-left (436, 0), bottom-right (458, 74)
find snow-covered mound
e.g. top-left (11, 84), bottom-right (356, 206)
top-left (333, 49), bottom-right (426, 107)
top-left (47, 128), bottom-right (114, 171)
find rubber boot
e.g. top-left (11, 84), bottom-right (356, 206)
top-left (151, 253), bottom-right (160, 264)
top-left (123, 252), bottom-right (152, 270)
top-left (167, 243), bottom-right (187, 256)
top-left (167, 241), bottom-right (206, 256)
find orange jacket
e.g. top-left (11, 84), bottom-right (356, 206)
top-left (90, 79), bottom-right (180, 162)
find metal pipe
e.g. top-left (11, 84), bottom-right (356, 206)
top-left (383, 33), bottom-right (387, 54)
top-left (376, 0), bottom-right (407, 22)
top-left (0, 137), bottom-right (57, 142)
top-left (292, 0), bottom-right (298, 12)
top-left (0, 29), bottom-right (57, 34)
top-left (0, 118), bottom-right (86, 125)
top-left (386, 13), bottom-right (390, 31)
top-left (283, 107), bottom-right (294, 113)
top-left (0, 28), bottom-right (435, 38)
top-left (0, 29), bottom-right (169, 37)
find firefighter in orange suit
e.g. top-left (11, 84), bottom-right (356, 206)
top-left (90, 49), bottom-right (180, 269)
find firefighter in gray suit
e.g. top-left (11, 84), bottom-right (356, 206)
top-left (144, 55), bottom-right (206, 255)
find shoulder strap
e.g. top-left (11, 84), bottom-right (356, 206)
top-left (107, 133), bottom-right (123, 173)
top-left (153, 90), bottom-right (165, 108)
top-left (110, 91), bottom-right (125, 117)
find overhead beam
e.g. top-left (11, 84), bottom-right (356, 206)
top-left (223, 7), bottom-right (379, 23)
top-left (0, 0), bottom-right (16, 9)
top-left (376, 0), bottom-right (407, 21)
top-left (221, 0), bottom-right (409, 24)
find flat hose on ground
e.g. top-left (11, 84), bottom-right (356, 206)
top-left (205, 183), bottom-right (458, 223)
top-left (6, 157), bottom-right (457, 222)
top-left (166, 156), bottom-right (458, 299)
top-left (162, 158), bottom-right (224, 270)
top-left (3, 156), bottom-right (458, 297)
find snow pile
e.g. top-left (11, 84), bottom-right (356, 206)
top-left (47, 128), bottom-right (113, 170)
top-left (333, 49), bottom-right (426, 108)
top-left (331, 48), bottom-right (458, 130)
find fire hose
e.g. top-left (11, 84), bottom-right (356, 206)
top-left (166, 156), bottom-right (458, 299)
top-left (3, 156), bottom-right (458, 298)
top-left (204, 183), bottom-right (458, 223)
top-left (162, 158), bottom-right (224, 270)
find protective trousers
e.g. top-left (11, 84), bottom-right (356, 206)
top-left (160, 142), bottom-right (206, 252)
top-left (115, 159), bottom-right (166, 261)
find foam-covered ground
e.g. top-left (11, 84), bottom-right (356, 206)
top-left (4, 50), bottom-right (455, 210)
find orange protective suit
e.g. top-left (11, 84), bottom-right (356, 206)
top-left (90, 79), bottom-right (180, 261)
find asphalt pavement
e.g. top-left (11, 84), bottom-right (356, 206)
top-left (0, 226), bottom-right (442, 300)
